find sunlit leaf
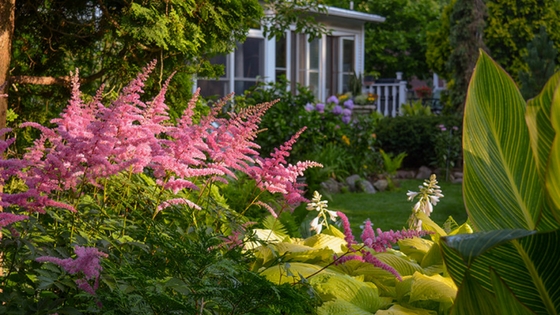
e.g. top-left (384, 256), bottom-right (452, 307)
top-left (463, 50), bottom-right (547, 231)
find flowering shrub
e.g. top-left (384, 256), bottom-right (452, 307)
top-left (0, 64), bottom-right (321, 314)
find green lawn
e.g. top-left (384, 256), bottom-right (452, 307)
top-left (327, 179), bottom-right (468, 236)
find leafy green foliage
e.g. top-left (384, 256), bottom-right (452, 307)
top-left (359, 0), bottom-right (444, 79)
top-left (484, 0), bottom-right (560, 82)
top-left (376, 115), bottom-right (462, 169)
top-left (519, 26), bottom-right (558, 100)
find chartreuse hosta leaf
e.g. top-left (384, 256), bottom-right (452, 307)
top-left (375, 304), bottom-right (438, 315)
top-left (463, 51), bottom-right (558, 231)
top-left (441, 229), bottom-right (560, 315)
top-left (395, 272), bottom-right (456, 313)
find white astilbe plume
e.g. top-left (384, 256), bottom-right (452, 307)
top-left (407, 174), bottom-right (444, 231)
top-left (306, 191), bottom-right (338, 234)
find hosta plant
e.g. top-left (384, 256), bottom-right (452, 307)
top-left (252, 190), bottom-right (468, 315)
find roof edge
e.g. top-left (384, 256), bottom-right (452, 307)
top-left (321, 5), bottom-right (386, 23)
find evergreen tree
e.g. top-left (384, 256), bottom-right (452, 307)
top-left (484, 0), bottom-right (560, 80)
top-left (445, 0), bottom-right (487, 113)
top-left (519, 26), bottom-right (558, 100)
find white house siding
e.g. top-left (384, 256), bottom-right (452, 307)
top-left (195, 6), bottom-right (385, 103)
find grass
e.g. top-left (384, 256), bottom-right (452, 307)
top-left (326, 179), bottom-right (468, 236)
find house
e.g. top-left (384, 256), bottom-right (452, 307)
top-left (196, 5), bottom-right (407, 116)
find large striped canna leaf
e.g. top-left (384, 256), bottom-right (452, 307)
top-left (441, 229), bottom-right (560, 315)
top-left (463, 51), bottom-right (560, 231)
top-left (526, 71), bottom-right (560, 226)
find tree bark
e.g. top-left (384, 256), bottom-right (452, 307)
top-left (0, 0), bottom-right (16, 131)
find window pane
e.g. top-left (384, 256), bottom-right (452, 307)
top-left (309, 72), bottom-right (319, 98)
top-left (342, 39), bottom-right (354, 72)
top-left (309, 38), bottom-right (320, 70)
top-left (198, 80), bottom-right (229, 98)
top-left (210, 55), bottom-right (228, 77)
top-left (234, 80), bottom-right (258, 95)
top-left (276, 35), bottom-right (286, 69)
top-left (235, 38), bottom-right (264, 78)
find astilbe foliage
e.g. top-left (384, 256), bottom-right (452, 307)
top-left (335, 212), bottom-right (431, 280)
top-left (0, 62), bottom-right (322, 312)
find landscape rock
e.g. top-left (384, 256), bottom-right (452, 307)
top-left (346, 174), bottom-right (362, 192)
top-left (415, 166), bottom-right (432, 179)
top-left (373, 179), bottom-right (389, 192)
top-left (396, 170), bottom-right (416, 179)
top-left (320, 178), bottom-right (343, 194)
top-left (357, 179), bottom-right (377, 194)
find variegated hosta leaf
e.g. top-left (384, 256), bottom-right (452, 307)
top-left (441, 229), bottom-right (560, 315)
top-left (463, 51), bottom-right (547, 231)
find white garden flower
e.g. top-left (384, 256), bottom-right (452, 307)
top-left (407, 174), bottom-right (444, 231)
top-left (306, 191), bottom-right (338, 234)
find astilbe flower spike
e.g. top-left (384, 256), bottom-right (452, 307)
top-left (36, 246), bottom-right (108, 296)
top-left (248, 127), bottom-right (322, 206)
top-left (335, 213), bottom-right (432, 280)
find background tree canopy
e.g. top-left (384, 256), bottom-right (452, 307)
top-left (426, 0), bottom-right (560, 109)
top-left (1, 0), bottom-right (326, 131)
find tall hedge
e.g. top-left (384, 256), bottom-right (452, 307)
top-left (376, 115), bottom-right (462, 169)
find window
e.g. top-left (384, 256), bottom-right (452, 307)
top-left (197, 55), bottom-right (229, 98)
top-left (297, 35), bottom-right (321, 98)
top-left (197, 36), bottom-right (264, 98)
top-left (340, 37), bottom-right (355, 93)
top-left (234, 38), bottom-right (264, 95)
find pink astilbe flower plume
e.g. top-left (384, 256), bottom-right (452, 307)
top-left (0, 213), bottom-right (28, 231)
top-left (248, 127), bottom-right (322, 206)
top-left (335, 213), bottom-right (432, 281)
top-left (36, 246), bottom-right (108, 296)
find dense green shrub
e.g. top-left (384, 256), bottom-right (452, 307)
top-left (376, 115), bottom-right (462, 169)
top-left (238, 78), bottom-right (383, 190)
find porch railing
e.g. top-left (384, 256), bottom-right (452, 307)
top-left (362, 72), bottom-right (407, 117)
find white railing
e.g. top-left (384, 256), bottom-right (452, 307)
top-left (362, 72), bottom-right (407, 117)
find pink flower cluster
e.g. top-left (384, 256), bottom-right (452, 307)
top-left (36, 246), bottom-right (108, 295)
top-left (335, 212), bottom-right (431, 280)
top-left (0, 61), bottom-right (321, 215)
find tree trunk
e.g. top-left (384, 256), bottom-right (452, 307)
top-left (0, 0), bottom-right (15, 131)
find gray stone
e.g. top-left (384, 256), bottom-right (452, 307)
top-left (320, 178), bottom-right (342, 194)
top-left (452, 178), bottom-right (463, 184)
top-left (346, 174), bottom-right (362, 192)
top-left (357, 179), bottom-right (377, 194)
top-left (453, 171), bottom-right (463, 179)
top-left (396, 170), bottom-right (416, 179)
top-left (415, 166), bottom-right (432, 180)
top-left (373, 179), bottom-right (389, 192)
